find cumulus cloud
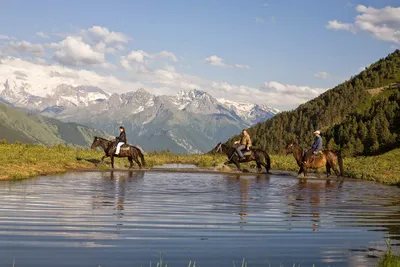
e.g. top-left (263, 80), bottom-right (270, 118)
top-left (261, 81), bottom-right (327, 105)
top-left (154, 51), bottom-right (178, 62)
top-left (0, 57), bottom-right (143, 95)
top-left (120, 50), bottom-right (179, 70)
top-left (8, 41), bottom-right (45, 56)
top-left (85, 26), bottom-right (129, 44)
top-left (36, 32), bottom-right (50, 39)
top-left (327, 5), bottom-right (400, 44)
top-left (204, 55), bottom-right (250, 69)
top-left (52, 36), bottom-right (105, 67)
top-left (314, 72), bottom-right (329, 79)
top-left (326, 20), bottom-right (356, 33)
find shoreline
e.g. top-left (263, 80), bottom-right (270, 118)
top-left (0, 143), bottom-right (399, 185)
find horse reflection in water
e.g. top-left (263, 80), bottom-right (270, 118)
top-left (284, 179), bottom-right (342, 232)
top-left (92, 171), bottom-right (144, 227)
top-left (226, 174), bottom-right (270, 230)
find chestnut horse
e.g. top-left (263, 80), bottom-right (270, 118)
top-left (285, 141), bottom-right (343, 178)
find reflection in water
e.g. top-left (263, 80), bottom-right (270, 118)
top-left (93, 171), bottom-right (145, 221)
top-left (0, 171), bottom-right (398, 267)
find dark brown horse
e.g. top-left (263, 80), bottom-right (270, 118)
top-left (91, 137), bottom-right (146, 169)
top-left (212, 142), bottom-right (271, 173)
top-left (285, 141), bottom-right (343, 178)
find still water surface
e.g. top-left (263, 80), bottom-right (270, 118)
top-left (0, 171), bottom-right (399, 267)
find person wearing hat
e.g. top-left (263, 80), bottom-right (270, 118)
top-left (115, 126), bottom-right (127, 155)
top-left (303, 130), bottom-right (323, 164)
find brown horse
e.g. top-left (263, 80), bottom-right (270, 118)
top-left (212, 142), bottom-right (271, 173)
top-left (90, 137), bottom-right (146, 169)
top-left (285, 141), bottom-right (343, 178)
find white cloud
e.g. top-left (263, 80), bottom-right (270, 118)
top-left (327, 5), bottom-right (400, 44)
top-left (8, 41), bottom-right (45, 56)
top-left (260, 81), bottom-right (327, 106)
top-left (154, 51), bottom-right (178, 62)
top-left (204, 55), bottom-right (224, 67)
top-left (0, 35), bottom-right (11, 40)
top-left (86, 26), bottom-right (129, 44)
top-left (120, 50), bottom-right (178, 70)
top-left (314, 72), bottom-right (329, 79)
top-left (36, 32), bottom-right (50, 39)
top-left (52, 36), bottom-right (105, 66)
top-left (124, 50), bottom-right (150, 63)
top-left (326, 20), bottom-right (356, 33)
top-left (94, 42), bottom-right (117, 54)
top-left (45, 42), bottom-right (62, 49)
top-left (0, 57), bottom-right (143, 95)
top-left (204, 55), bottom-right (250, 69)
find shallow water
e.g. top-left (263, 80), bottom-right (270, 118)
top-left (0, 171), bottom-right (399, 267)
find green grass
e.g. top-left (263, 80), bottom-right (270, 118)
top-left (377, 239), bottom-right (400, 267)
top-left (0, 142), bottom-right (399, 185)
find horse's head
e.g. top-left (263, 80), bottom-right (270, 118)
top-left (91, 136), bottom-right (100, 149)
top-left (211, 142), bottom-right (223, 154)
top-left (285, 141), bottom-right (296, 155)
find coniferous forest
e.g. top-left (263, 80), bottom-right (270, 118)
top-left (226, 50), bottom-right (400, 157)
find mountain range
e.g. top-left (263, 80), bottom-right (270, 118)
top-left (0, 102), bottom-right (110, 146)
top-left (0, 78), bottom-right (279, 153)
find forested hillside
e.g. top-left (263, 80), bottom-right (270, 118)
top-left (226, 50), bottom-right (400, 156)
top-left (0, 102), bottom-right (110, 146)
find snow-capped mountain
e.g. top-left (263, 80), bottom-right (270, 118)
top-left (0, 78), bottom-right (279, 153)
top-left (0, 79), bottom-right (109, 110)
top-left (219, 99), bottom-right (279, 124)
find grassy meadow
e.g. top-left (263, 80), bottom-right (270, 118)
top-left (0, 141), bottom-right (399, 185)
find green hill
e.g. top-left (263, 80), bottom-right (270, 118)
top-left (0, 102), bottom-right (110, 147)
top-left (226, 50), bottom-right (400, 156)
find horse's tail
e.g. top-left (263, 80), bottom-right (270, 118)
top-left (138, 149), bottom-right (146, 167)
top-left (337, 151), bottom-right (344, 177)
top-left (261, 150), bottom-right (271, 173)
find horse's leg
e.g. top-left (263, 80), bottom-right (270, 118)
top-left (133, 155), bottom-right (142, 169)
top-left (128, 156), bottom-right (134, 169)
top-left (256, 160), bottom-right (262, 173)
top-left (233, 160), bottom-right (241, 172)
top-left (333, 166), bottom-right (340, 177)
top-left (326, 164), bottom-right (331, 178)
top-left (298, 166), bottom-right (303, 176)
top-left (111, 156), bottom-right (115, 169)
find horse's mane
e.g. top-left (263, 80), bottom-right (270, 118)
top-left (95, 136), bottom-right (111, 142)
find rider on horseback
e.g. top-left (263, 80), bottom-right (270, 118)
top-left (234, 129), bottom-right (252, 160)
top-left (303, 130), bottom-right (322, 164)
top-left (115, 126), bottom-right (127, 155)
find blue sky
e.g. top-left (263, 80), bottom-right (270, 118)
top-left (0, 0), bottom-right (399, 110)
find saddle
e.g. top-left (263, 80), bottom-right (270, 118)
top-left (120, 144), bottom-right (130, 151)
top-left (311, 150), bottom-right (323, 159)
top-left (243, 150), bottom-right (252, 156)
